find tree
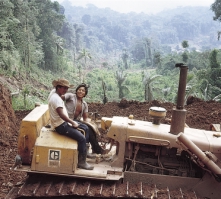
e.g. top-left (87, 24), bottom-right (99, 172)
top-left (162, 87), bottom-right (171, 101)
top-left (143, 38), bottom-right (153, 67)
top-left (0, 0), bottom-right (23, 73)
top-left (184, 69), bottom-right (221, 102)
top-left (142, 71), bottom-right (162, 101)
top-left (181, 40), bottom-right (189, 63)
top-left (35, 0), bottom-right (65, 71)
top-left (130, 40), bottom-right (145, 62)
top-left (11, 0), bottom-right (43, 75)
top-left (76, 48), bottom-right (92, 82)
top-left (115, 70), bottom-right (129, 99)
top-left (153, 51), bottom-right (161, 68)
top-left (208, 49), bottom-right (221, 97)
top-left (21, 85), bottom-right (30, 109)
top-left (82, 14), bottom-right (91, 25)
top-left (58, 22), bottom-right (84, 68)
top-left (170, 15), bottom-right (199, 40)
top-left (182, 40), bottom-right (189, 48)
top-left (211, 0), bottom-right (221, 40)
top-left (185, 71), bottom-right (207, 101)
top-left (209, 49), bottom-right (219, 69)
top-left (57, 20), bottom-right (75, 50)
top-left (102, 80), bottom-right (108, 104)
top-left (110, 24), bottom-right (128, 43)
top-left (121, 49), bottom-right (129, 69)
top-left (182, 52), bottom-right (189, 63)
top-left (77, 48), bottom-right (92, 69)
top-left (0, 0), bottom-right (15, 52)
top-left (73, 23), bottom-right (84, 52)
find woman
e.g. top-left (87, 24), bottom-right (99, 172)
top-left (64, 83), bottom-right (105, 157)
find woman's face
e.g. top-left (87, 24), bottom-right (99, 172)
top-left (76, 86), bottom-right (86, 98)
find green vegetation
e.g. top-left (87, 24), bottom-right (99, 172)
top-left (1, 0), bottom-right (221, 110)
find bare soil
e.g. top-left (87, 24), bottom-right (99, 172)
top-left (1, 83), bottom-right (221, 198)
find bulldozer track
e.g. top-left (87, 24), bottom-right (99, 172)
top-left (6, 174), bottom-right (199, 199)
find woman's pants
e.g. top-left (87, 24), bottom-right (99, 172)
top-left (75, 120), bottom-right (103, 154)
top-left (75, 121), bottom-right (90, 143)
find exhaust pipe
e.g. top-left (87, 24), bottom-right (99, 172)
top-left (170, 63), bottom-right (188, 135)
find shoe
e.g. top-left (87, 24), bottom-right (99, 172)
top-left (78, 152), bottom-right (94, 170)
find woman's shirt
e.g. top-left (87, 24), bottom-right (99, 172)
top-left (64, 93), bottom-right (88, 120)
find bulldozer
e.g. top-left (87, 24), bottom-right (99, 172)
top-left (6, 64), bottom-right (221, 199)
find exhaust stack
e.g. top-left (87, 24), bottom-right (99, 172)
top-left (170, 63), bottom-right (188, 135)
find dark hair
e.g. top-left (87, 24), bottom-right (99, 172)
top-left (75, 83), bottom-right (90, 96)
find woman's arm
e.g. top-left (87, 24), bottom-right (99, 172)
top-left (63, 93), bottom-right (74, 101)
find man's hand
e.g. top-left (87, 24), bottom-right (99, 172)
top-left (71, 121), bottom-right (79, 128)
top-left (56, 107), bottom-right (79, 128)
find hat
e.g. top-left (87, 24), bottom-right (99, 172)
top-left (52, 78), bottom-right (73, 88)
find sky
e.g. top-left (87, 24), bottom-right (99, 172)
top-left (55, 0), bottom-right (215, 14)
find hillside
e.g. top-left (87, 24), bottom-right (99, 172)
top-left (60, 0), bottom-right (221, 55)
top-left (2, 0), bottom-right (221, 109)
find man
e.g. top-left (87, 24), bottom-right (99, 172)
top-left (48, 78), bottom-right (93, 170)
top-left (64, 83), bottom-right (106, 157)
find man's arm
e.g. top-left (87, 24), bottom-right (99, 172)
top-left (56, 107), bottom-right (79, 128)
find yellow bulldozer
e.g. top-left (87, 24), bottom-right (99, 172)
top-left (6, 64), bottom-right (221, 199)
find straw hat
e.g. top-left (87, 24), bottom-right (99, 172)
top-left (52, 78), bottom-right (73, 88)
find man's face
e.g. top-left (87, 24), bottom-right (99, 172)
top-left (76, 86), bottom-right (86, 98)
top-left (57, 86), bottom-right (68, 96)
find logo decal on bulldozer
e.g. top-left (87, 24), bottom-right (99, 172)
top-left (48, 149), bottom-right (61, 167)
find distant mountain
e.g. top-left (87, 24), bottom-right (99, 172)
top-left (59, 0), bottom-right (221, 57)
